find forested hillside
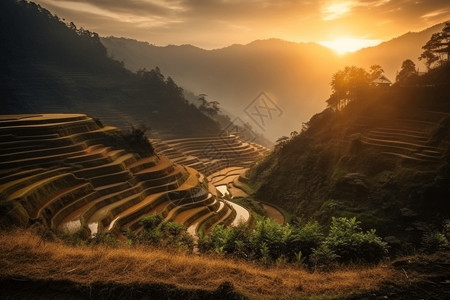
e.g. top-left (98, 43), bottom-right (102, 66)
top-left (249, 64), bottom-right (450, 246)
top-left (0, 0), bottom-right (220, 137)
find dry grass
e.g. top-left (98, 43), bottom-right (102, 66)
top-left (0, 228), bottom-right (395, 299)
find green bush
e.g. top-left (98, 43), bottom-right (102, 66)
top-left (91, 232), bottom-right (118, 247)
top-left (199, 217), bottom-right (324, 264)
top-left (421, 231), bottom-right (448, 253)
top-left (324, 217), bottom-right (388, 263)
top-left (140, 213), bottom-right (164, 230)
top-left (199, 216), bottom-right (387, 266)
top-left (285, 221), bottom-right (324, 260)
top-left (198, 224), bottom-right (252, 259)
top-left (133, 214), bottom-right (193, 251)
top-left (250, 218), bottom-right (287, 261)
top-left (309, 244), bottom-right (339, 270)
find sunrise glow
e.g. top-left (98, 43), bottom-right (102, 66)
top-left (318, 37), bottom-right (383, 55)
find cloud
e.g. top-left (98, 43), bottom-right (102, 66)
top-left (322, 2), bottom-right (355, 21)
top-left (32, 0), bottom-right (450, 48)
top-left (422, 8), bottom-right (449, 20)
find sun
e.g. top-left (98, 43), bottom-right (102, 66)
top-left (318, 37), bottom-right (382, 55)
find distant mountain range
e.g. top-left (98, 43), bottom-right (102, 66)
top-left (102, 23), bottom-right (444, 141)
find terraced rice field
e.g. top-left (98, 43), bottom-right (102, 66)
top-left (0, 114), bottom-right (265, 238)
top-left (151, 136), bottom-right (270, 176)
top-left (346, 111), bottom-right (449, 165)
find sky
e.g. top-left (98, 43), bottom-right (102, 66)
top-left (33, 0), bottom-right (450, 51)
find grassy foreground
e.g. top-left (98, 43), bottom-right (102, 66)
top-left (0, 229), bottom-right (397, 299)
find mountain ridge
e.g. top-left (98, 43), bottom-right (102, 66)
top-left (0, 0), bottom-right (221, 138)
top-left (102, 22), bottom-right (444, 141)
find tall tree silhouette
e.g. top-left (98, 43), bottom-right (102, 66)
top-left (327, 66), bottom-right (370, 110)
top-left (396, 59), bottom-right (418, 84)
top-left (419, 21), bottom-right (450, 69)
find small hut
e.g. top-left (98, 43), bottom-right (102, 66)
top-left (371, 74), bottom-right (392, 87)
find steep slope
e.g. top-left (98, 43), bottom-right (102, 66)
top-left (101, 24), bottom-right (444, 141)
top-left (0, 0), bottom-right (220, 138)
top-left (248, 65), bottom-right (450, 246)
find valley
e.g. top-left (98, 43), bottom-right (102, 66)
top-left (1, 1), bottom-right (449, 299)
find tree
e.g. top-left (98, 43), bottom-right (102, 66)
top-left (396, 59), bottom-right (418, 84)
top-left (327, 66), bottom-right (370, 110)
top-left (419, 21), bottom-right (450, 69)
top-left (198, 94), bottom-right (220, 116)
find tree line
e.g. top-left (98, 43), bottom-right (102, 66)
top-left (326, 21), bottom-right (450, 110)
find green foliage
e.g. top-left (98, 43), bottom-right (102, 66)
top-left (200, 217), bottom-right (385, 266)
top-left (91, 232), bottom-right (118, 248)
top-left (421, 231), bottom-right (448, 253)
top-left (324, 217), bottom-right (388, 263)
top-left (140, 213), bottom-right (164, 230)
top-left (198, 224), bottom-right (252, 259)
top-left (285, 221), bottom-right (324, 259)
top-left (309, 245), bottom-right (339, 270)
top-left (250, 218), bottom-right (287, 261)
top-left (133, 214), bottom-right (193, 251)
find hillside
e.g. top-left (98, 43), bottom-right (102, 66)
top-left (0, 114), bottom-right (268, 239)
top-left (344, 23), bottom-right (445, 76)
top-left (101, 23), bottom-right (444, 141)
top-left (0, 0), bottom-right (220, 138)
top-left (101, 37), bottom-right (340, 141)
top-left (248, 65), bottom-right (450, 247)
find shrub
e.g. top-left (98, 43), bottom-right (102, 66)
top-left (140, 213), bottom-right (164, 230)
top-left (421, 231), bottom-right (448, 253)
top-left (105, 126), bottom-right (154, 157)
top-left (250, 218), bottom-right (287, 261)
top-left (324, 217), bottom-right (388, 263)
top-left (199, 216), bottom-right (386, 266)
top-left (134, 214), bottom-right (193, 251)
top-left (121, 126), bottom-right (154, 157)
top-left (91, 232), bottom-right (118, 247)
top-left (310, 244), bottom-right (339, 270)
top-left (201, 224), bottom-right (252, 258)
top-left (285, 221), bottom-right (324, 260)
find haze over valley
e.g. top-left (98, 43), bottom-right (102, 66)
top-left (102, 23), bottom-right (444, 141)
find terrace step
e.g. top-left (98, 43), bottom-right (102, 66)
top-left (58, 184), bottom-right (144, 233)
top-left (202, 202), bottom-right (236, 234)
top-left (0, 167), bottom-right (72, 200)
top-left (73, 153), bottom-right (137, 179)
top-left (0, 141), bottom-right (89, 162)
top-left (0, 168), bottom-right (44, 185)
top-left (89, 170), bottom-right (132, 187)
top-left (36, 182), bottom-right (94, 222)
top-left (12, 173), bottom-right (86, 218)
